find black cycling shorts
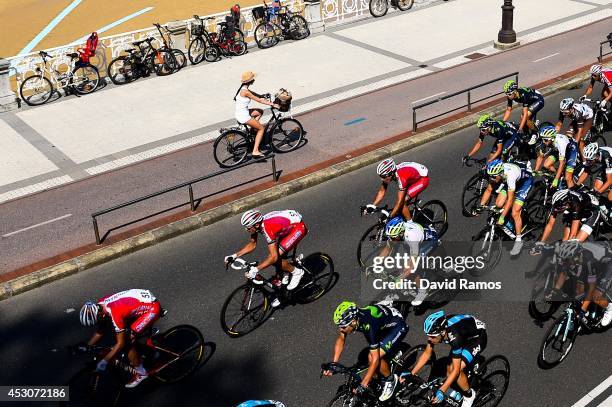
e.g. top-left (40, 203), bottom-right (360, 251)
top-left (450, 332), bottom-right (487, 372)
top-left (527, 97), bottom-right (545, 118)
top-left (375, 323), bottom-right (408, 360)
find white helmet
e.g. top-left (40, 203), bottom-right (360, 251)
top-left (80, 301), bottom-right (99, 327)
top-left (560, 97), bottom-right (574, 112)
top-left (376, 158), bottom-right (396, 177)
top-left (583, 143), bottom-right (599, 161)
top-left (241, 209), bottom-right (263, 228)
top-left (551, 189), bottom-right (571, 209)
top-left (590, 64), bottom-right (603, 76)
top-left (557, 239), bottom-right (582, 261)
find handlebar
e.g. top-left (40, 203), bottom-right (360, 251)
top-left (360, 204), bottom-right (390, 217)
top-left (226, 257), bottom-right (258, 271)
top-left (463, 157), bottom-right (486, 168)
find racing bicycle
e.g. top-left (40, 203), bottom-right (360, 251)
top-left (253, 4), bottom-right (310, 49)
top-left (19, 50), bottom-right (100, 106)
top-left (221, 252), bottom-right (335, 337)
top-left (213, 93), bottom-right (304, 168)
top-left (369, 0), bottom-right (414, 18)
top-left (583, 98), bottom-right (610, 145)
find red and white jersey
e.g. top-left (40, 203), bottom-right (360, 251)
top-left (261, 210), bottom-right (303, 244)
top-left (395, 162), bottom-right (428, 190)
top-left (601, 69), bottom-right (612, 87)
top-left (98, 289), bottom-right (157, 332)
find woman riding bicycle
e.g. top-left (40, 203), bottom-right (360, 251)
top-left (234, 71), bottom-right (280, 158)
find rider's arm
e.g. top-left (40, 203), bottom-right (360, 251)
top-left (389, 189), bottom-right (407, 219)
top-left (439, 357), bottom-right (462, 393)
top-left (331, 332), bottom-right (346, 363)
top-left (554, 158), bottom-right (565, 183)
top-left (555, 115), bottom-right (564, 133)
top-left (466, 139), bottom-right (483, 158)
top-left (235, 233), bottom-right (258, 257)
top-left (411, 342), bottom-right (434, 375)
top-left (518, 106), bottom-right (529, 132)
top-left (576, 170), bottom-right (589, 186)
top-left (87, 331), bottom-right (104, 347)
top-left (501, 189), bottom-right (514, 219)
top-left (534, 153), bottom-right (544, 172)
top-left (488, 143), bottom-right (502, 162)
top-left (243, 88), bottom-right (276, 107)
top-left (256, 241), bottom-right (280, 270)
top-left (539, 213), bottom-right (556, 242)
top-left (102, 331), bottom-right (127, 363)
top-left (362, 349), bottom-right (381, 387)
top-left (372, 181), bottom-right (388, 207)
top-left (502, 102), bottom-right (512, 121)
top-left (583, 82), bottom-right (594, 98)
top-left (597, 172), bottom-right (612, 193)
top-left (569, 219), bottom-right (581, 240)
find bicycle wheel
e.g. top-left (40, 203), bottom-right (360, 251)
top-left (204, 43), bottom-right (221, 62)
top-left (369, 0), bottom-right (389, 17)
top-left (294, 252), bottom-right (335, 303)
top-left (171, 49), bottom-right (187, 71)
top-left (462, 173), bottom-right (489, 217)
top-left (537, 312), bottom-right (579, 369)
top-left (213, 130), bottom-right (250, 168)
top-left (524, 203), bottom-right (546, 239)
top-left (398, 344), bottom-right (435, 379)
top-left (270, 118), bottom-right (304, 152)
top-left (19, 75), bottom-right (53, 106)
top-left (188, 37), bottom-right (206, 64)
top-left (59, 367), bottom-right (122, 407)
top-left (474, 355), bottom-right (510, 407)
top-left (357, 223), bottom-right (387, 268)
top-left (72, 64), bottom-right (99, 95)
top-left (151, 49), bottom-right (175, 76)
top-left (107, 56), bottom-right (137, 85)
top-left (288, 15), bottom-right (310, 40)
top-left (592, 133), bottom-right (607, 147)
top-left (327, 389), bottom-right (363, 407)
top-left (413, 200), bottom-right (448, 238)
top-left (469, 229), bottom-right (503, 276)
top-left (220, 283), bottom-right (272, 337)
top-left (396, 0), bottom-right (414, 10)
top-left (528, 287), bottom-right (560, 321)
top-left (254, 22), bottom-right (280, 49)
top-left (229, 39), bottom-right (248, 56)
top-left (395, 346), bottom-right (436, 406)
top-left (153, 325), bottom-right (205, 383)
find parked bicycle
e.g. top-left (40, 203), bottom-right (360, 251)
top-left (368, 0), bottom-right (414, 18)
top-left (19, 50), bottom-right (100, 106)
top-left (395, 353), bottom-right (510, 407)
top-left (221, 252), bottom-right (334, 337)
top-left (323, 344), bottom-right (433, 407)
top-left (107, 37), bottom-right (176, 85)
top-left (154, 23), bottom-right (187, 72)
top-left (357, 200), bottom-right (448, 268)
top-left (61, 316), bottom-right (204, 406)
top-left (252, 3), bottom-right (310, 49)
top-left (188, 15), bottom-right (247, 64)
top-left (214, 90), bottom-right (304, 167)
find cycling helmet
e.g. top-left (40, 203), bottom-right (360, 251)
top-left (241, 209), bottom-right (263, 228)
top-left (539, 126), bottom-right (557, 140)
top-left (80, 301), bottom-right (99, 327)
top-left (385, 217), bottom-right (406, 239)
top-left (333, 301), bottom-right (358, 327)
top-left (583, 143), bottom-right (599, 161)
top-left (424, 310), bottom-right (447, 336)
top-left (551, 189), bottom-right (571, 209)
top-left (376, 158), bottom-right (396, 178)
top-left (476, 114), bottom-right (494, 131)
top-left (236, 401), bottom-right (286, 407)
top-left (560, 97), bottom-right (574, 112)
top-left (486, 159), bottom-right (504, 177)
top-left (557, 239), bottom-right (583, 261)
top-left (503, 80), bottom-right (518, 95)
top-left (590, 64), bottom-right (603, 76)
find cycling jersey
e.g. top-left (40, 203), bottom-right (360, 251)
top-left (590, 69), bottom-right (612, 88)
top-left (558, 103), bottom-right (594, 125)
top-left (583, 146), bottom-right (612, 182)
top-left (402, 221), bottom-right (439, 257)
top-left (508, 87), bottom-right (542, 107)
top-left (394, 162), bottom-right (429, 198)
top-left (480, 120), bottom-right (519, 155)
top-left (443, 314), bottom-right (487, 369)
top-left (497, 163), bottom-right (533, 204)
top-left (550, 188), bottom-right (600, 234)
top-left (261, 210), bottom-right (302, 242)
top-left (98, 289), bottom-right (161, 334)
top-left (356, 304), bottom-right (407, 355)
top-left (548, 134), bottom-right (579, 170)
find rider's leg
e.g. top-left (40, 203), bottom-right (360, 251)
top-left (279, 223), bottom-right (308, 290)
top-left (543, 156), bottom-right (557, 173)
top-left (404, 176), bottom-right (430, 220)
top-left (246, 116), bottom-right (265, 156)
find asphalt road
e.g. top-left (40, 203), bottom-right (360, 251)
top-left (1, 87), bottom-right (611, 407)
top-left (1, 17), bottom-right (611, 273)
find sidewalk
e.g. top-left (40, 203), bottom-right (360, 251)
top-left (1, 0), bottom-right (611, 203)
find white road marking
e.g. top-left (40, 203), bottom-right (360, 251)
top-left (532, 52), bottom-right (560, 63)
top-left (412, 92), bottom-right (446, 104)
top-left (69, 7), bottom-right (155, 45)
top-left (598, 394), bottom-right (612, 406)
top-left (2, 214), bottom-right (72, 237)
top-left (572, 375), bottom-right (612, 407)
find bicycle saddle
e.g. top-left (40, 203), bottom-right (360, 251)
top-left (66, 52), bottom-right (79, 59)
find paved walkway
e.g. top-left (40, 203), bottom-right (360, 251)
top-left (1, 0), bottom-right (611, 204)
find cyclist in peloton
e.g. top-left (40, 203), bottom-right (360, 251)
top-left (364, 158), bottom-right (429, 221)
top-left (463, 114), bottom-right (520, 164)
top-left (226, 209), bottom-right (307, 306)
top-left (502, 80), bottom-right (544, 135)
top-left (79, 289), bottom-right (162, 388)
top-left (323, 301), bottom-right (408, 402)
top-left (534, 126), bottom-right (578, 189)
top-left (577, 143), bottom-right (612, 217)
top-left (536, 188), bottom-right (600, 244)
top-left (582, 64), bottom-right (612, 109)
top-left (384, 217), bottom-right (440, 306)
top-left (478, 159), bottom-right (533, 255)
top-left (402, 310), bottom-right (486, 407)
top-left (555, 97), bottom-right (594, 154)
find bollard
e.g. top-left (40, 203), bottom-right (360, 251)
top-left (0, 59), bottom-right (19, 112)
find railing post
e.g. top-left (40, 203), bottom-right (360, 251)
top-left (93, 217), bottom-right (101, 245)
top-left (271, 155), bottom-right (278, 182)
top-left (600, 42), bottom-right (603, 62)
top-left (188, 184), bottom-right (195, 211)
top-left (412, 108), bottom-right (417, 132)
top-left (467, 91), bottom-right (472, 112)
top-left (515, 72), bottom-right (519, 85)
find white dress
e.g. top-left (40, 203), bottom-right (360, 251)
top-left (235, 87), bottom-right (252, 124)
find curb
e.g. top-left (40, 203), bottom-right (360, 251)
top-left (0, 68), bottom-right (593, 301)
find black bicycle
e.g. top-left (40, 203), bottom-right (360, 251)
top-left (253, 4), bottom-right (310, 49)
top-left (323, 344), bottom-right (433, 407)
top-left (107, 38), bottom-right (176, 85)
top-left (357, 200), bottom-right (448, 268)
top-left (368, 0), bottom-right (414, 18)
top-left (395, 353), bottom-right (510, 407)
top-left (188, 15), bottom-right (247, 64)
top-left (154, 23), bottom-right (187, 72)
top-left (583, 97), bottom-right (610, 145)
top-left (220, 252), bottom-right (334, 337)
top-left (213, 92), bottom-right (304, 168)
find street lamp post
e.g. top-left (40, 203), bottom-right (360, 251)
top-left (494, 0), bottom-right (520, 49)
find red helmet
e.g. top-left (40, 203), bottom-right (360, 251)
top-left (231, 4), bottom-right (240, 13)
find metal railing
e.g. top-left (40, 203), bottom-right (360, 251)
top-left (412, 72), bottom-right (519, 131)
top-left (91, 155), bottom-right (279, 244)
top-left (598, 34), bottom-right (612, 62)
